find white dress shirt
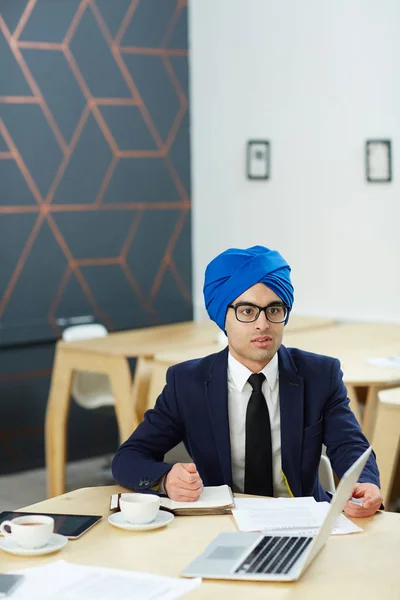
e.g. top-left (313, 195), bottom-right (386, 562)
top-left (227, 351), bottom-right (289, 497)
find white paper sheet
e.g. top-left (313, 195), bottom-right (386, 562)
top-left (232, 498), bottom-right (363, 536)
top-left (9, 560), bottom-right (201, 600)
top-left (232, 505), bottom-right (321, 531)
top-left (368, 356), bottom-right (400, 368)
top-left (307, 501), bottom-right (363, 535)
top-left (233, 497), bottom-right (317, 510)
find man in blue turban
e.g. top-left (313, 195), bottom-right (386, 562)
top-left (113, 245), bottom-right (382, 518)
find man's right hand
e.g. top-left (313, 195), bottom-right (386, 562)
top-left (164, 463), bottom-right (203, 502)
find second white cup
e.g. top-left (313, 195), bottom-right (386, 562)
top-left (120, 493), bottom-right (160, 524)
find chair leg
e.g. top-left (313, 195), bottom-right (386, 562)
top-left (361, 386), bottom-right (380, 441)
top-left (131, 356), bottom-right (155, 424)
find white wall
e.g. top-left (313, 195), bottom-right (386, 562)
top-left (189, 0), bottom-right (400, 322)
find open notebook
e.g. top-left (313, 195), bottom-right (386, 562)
top-left (110, 485), bottom-right (234, 516)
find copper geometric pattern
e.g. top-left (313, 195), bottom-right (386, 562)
top-left (0, 0), bottom-right (192, 345)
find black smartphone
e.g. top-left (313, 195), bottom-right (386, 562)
top-left (0, 574), bottom-right (24, 597)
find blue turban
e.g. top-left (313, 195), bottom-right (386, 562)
top-left (203, 245), bottom-right (294, 331)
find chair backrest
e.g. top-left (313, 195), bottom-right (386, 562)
top-left (319, 454), bottom-right (335, 493)
top-left (62, 324), bottom-right (114, 410)
top-left (62, 323), bottom-right (108, 342)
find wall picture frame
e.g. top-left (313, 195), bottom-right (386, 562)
top-left (247, 140), bottom-right (270, 180)
top-left (365, 139), bottom-right (392, 183)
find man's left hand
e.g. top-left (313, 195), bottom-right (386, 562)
top-left (343, 482), bottom-right (383, 518)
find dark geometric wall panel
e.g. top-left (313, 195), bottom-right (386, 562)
top-left (19, 1), bottom-right (82, 43)
top-left (94, 0), bottom-right (132, 39)
top-left (0, 34), bottom-right (32, 95)
top-left (2, 219), bottom-right (69, 343)
top-left (0, 213), bottom-right (39, 301)
top-left (170, 112), bottom-right (191, 196)
top-left (0, 0), bottom-right (192, 346)
top-left (170, 56), bottom-right (190, 98)
top-left (0, 160), bottom-right (38, 205)
top-left (0, 0), bottom-right (191, 473)
top-left (123, 55), bottom-right (181, 142)
top-left (55, 273), bottom-right (98, 325)
top-left (98, 105), bottom-right (158, 150)
top-left (0, 341), bottom-right (119, 475)
top-left (102, 158), bottom-right (181, 205)
top-left (51, 114), bottom-right (114, 205)
top-left (69, 9), bottom-right (132, 99)
top-left (0, 133), bottom-right (8, 151)
top-left (126, 209), bottom-right (182, 296)
top-left (167, 6), bottom-right (188, 49)
top-left (21, 49), bottom-right (87, 144)
top-left (121, 0), bottom-right (177, 47)
top-left (1, 103), bottom-right (64, 198)
top-left (0, 1), bottom-right (31, 35)
top-left (81, 264), bottom-right (152, 331)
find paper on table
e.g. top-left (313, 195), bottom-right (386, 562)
top-left (234, 497), bottom-right (317, 510)
top-left (311, 501), bottom-right (363, 535)
top-left (368, 356), bottom-right (400, 368)
top-left (232, 498), bottom-right (363, 536)
top-left (10, 560), bottom-right (201, 600)
top-left (232, 504), bottom-right (321, 531)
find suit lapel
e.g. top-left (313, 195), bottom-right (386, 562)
top-left (278, 346), bottom-right (304, 497)
top-left (204, 348), bottom-right (233, 487)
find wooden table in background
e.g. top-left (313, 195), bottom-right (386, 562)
top-left (283, 323), bottom-right (400, 439)
top-left (1, 486), bottom-right (399, 599)
top-left (45, 316), bottom-right (334, 498)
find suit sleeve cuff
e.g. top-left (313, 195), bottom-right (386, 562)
top-left (150, 474), bottom-right (167, 495)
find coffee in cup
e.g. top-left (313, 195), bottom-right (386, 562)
top-left (119, 493), bottom-right (160, 525)
top-left (0, 515), bottom-right (54, 549)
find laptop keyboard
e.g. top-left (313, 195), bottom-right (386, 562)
top-left (235, 536), bottom-right (313, 575)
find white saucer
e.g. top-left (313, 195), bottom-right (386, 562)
top-left (108, 510), bottom-right (174, 531)
top-left (0, 533), bottom-right (68, 557)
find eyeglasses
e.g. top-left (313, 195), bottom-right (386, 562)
top-left (228, 302), bottom-right (289, 324)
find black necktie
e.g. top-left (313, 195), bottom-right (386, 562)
top-left (244, 373), bottom-right (273, 497)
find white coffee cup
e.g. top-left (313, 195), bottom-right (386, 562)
top-left (0, 515), bottom-right (54, 549)
top-left (120, 493), bottom-right (161, 524)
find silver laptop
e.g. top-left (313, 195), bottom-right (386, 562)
top-left (182, 446), bottom-right (372, 582)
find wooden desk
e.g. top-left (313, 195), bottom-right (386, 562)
top-left (372, 387), bottom-right (400, 505)
top-left (46, 316), bottom-right (334, 498)
top-left (1, 486), bottom-right (399, 599)
top-left (283, 323), bottom-right (400, 439)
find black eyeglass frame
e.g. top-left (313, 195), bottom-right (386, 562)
top-left (228, 301), bottom-right (289, 324)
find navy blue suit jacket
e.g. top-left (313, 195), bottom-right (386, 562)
top-left (112, 345), bottom-right (380, 501)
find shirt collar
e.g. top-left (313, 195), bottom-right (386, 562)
top-left (228, 350), bottom-right (279, 392)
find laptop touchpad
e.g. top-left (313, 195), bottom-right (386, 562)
top-left (208, 546), bottom-right (246, 560)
